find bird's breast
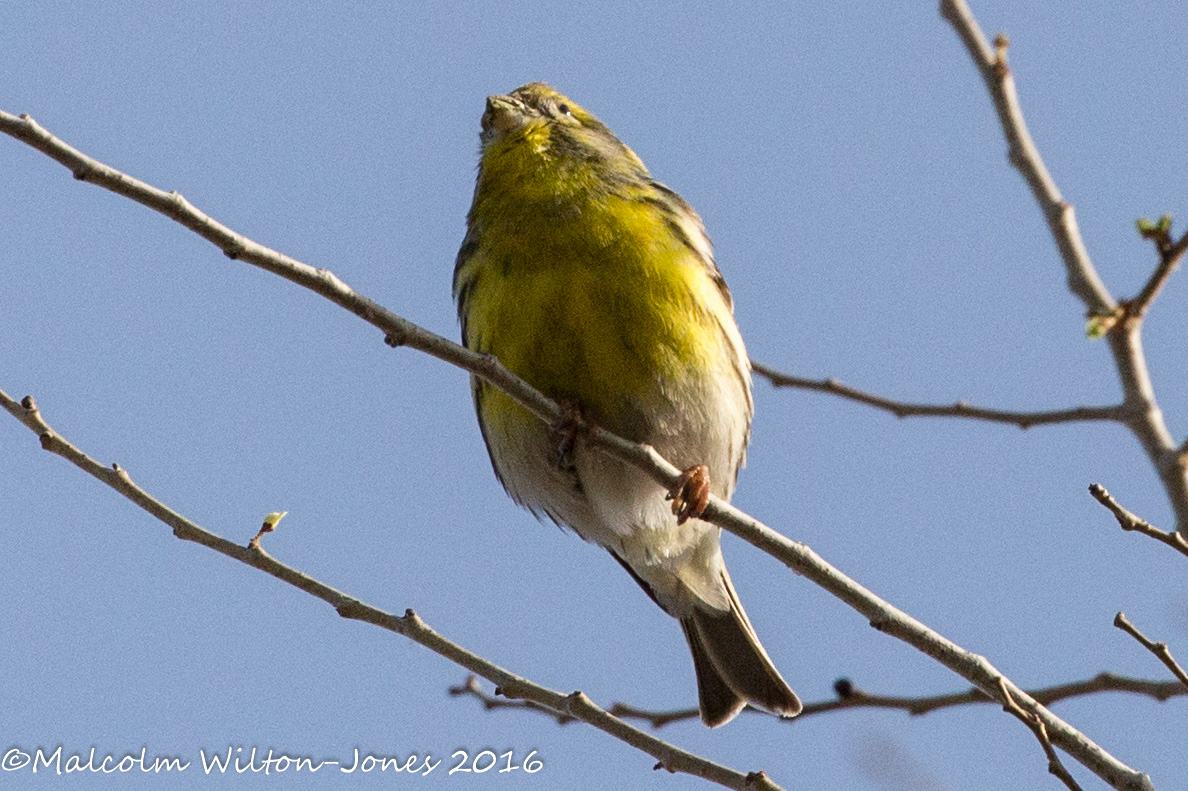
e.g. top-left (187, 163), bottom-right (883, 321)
top-left (461, 195), bottom-right (730, 440)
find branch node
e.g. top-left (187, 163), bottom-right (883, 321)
top-left (172, 524), bottom-right (197, 541)
top-left (833, 678), bottom-right (854, 699)
top-left (335, 600), bottom-right (367, 621)
top-left (992, 32), bottom-right (1010, 70)
top-left (868, 616), bottom-right (892, 632)
top-left (1085, 306), bottom-right (1124, 339)
top-left (745, 770), bottom-right (772, 787)
top-left (995, 679), bottom-right (1085, 791)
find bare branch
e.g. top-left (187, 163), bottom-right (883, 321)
top-left (0, 390), bottom-right (779, 791)
top-left (1114, 612), bottom-right (1188, 689)
top-left (606, 702), bottom-right (700, 729)
top-left (450, 675), bottom-right (580, 725)
top-left (939, 0), bottom-right (1110, 313)
top-left (596, 673), bottom-right (1188, 728)
top-left (939, 1), bottom-right (1110, 313)
top-left (751, 362), bottom-right (1123, 429)
top-left (997, 679), bottom-right (1085, 791)
top-left (1089, 484), bottom-right (1188, 560)
top-left (0, 111), bottom-right (1153, 791)
top-left (1104, 316), bottom-right (1188, 538)
top-left (939, 0), bottom-right (1188, 536)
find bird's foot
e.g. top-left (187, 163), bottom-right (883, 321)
top-left (668, 464), bottom-right (711, 524)
top-left (551, 401), bottom-right (585, 470)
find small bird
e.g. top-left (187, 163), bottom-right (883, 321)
top-left (453, 83), bottom-right (801, 726)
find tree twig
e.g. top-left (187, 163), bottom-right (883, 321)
top-left (939, 0), bottom-right (1110, 313)
top-left (750, 362), bottom-right (1124, 429)
top-left (939, 0), bottom-right (1188, 538)
top-left (0, 390), bottom-right (780, 791)
top-left (996, 679), bottom-right (1085, 791)
top-left (1114, 612), bottom-right (1188, 689)
top-left (449, 675), bottom-right (581, 724)
top-left (1127, 223), bottom-right (1188, 322)
top-left (1088, 484), bottom-right (1188, 560)
top-left (0, 109), bottom-right (1153, 791)
top-left (472, 673), bottom-right (1185, 728)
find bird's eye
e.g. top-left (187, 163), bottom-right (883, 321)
top-left (557, 103), bottom-right (572, 116)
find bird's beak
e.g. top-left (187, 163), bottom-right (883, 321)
top-left (481, 94), bottom-right (524, 144)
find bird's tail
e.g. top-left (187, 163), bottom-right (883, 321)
top-left (679, 567), bottom-right (801, 727)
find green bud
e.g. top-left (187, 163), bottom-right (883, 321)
top-left (1086, 312), bottom-right (1119, 339)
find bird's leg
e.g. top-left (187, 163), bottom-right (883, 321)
top-left (551, 401), bottom-right (585, 471)
top-left (668, 464), bottom-right (711, 524)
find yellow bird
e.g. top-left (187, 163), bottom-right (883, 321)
top-left (453, 83), bottom-right (800, 726)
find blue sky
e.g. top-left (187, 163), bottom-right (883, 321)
top-left (4, 2), bottom-right (1188, 789)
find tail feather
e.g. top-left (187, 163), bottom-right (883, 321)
top-left (682, 569), bottom-right (801, 726)
top-left (609, 548), bottom-right (800, 727)
top-left (680, 617), bottom-right (748, 727)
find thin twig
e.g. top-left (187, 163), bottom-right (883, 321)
top-left (1114, 612), bottom-right (1188, 689)
top-left (0, 391), bottom-right (778, 791)
top-left (1088, 484), bottom-right (1188, 560)
top-left (939, 1), bottom-right (1110, 313)
top-left (996, 679), bottom-right (1085, 791)
top-left (751, 362), bottom-right (1123, 429)
top-left (597, 673), bottom-right (1188, 728)
top-left (449, 675), bottom-right (580, 724)
top-left (0, 111), bottom-right (1153, 791)
top-left (1127, 226), bottom-right (1188, 322)
top-left (940, 0), bottom-right (1188, 535)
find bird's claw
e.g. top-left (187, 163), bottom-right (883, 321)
top-left (668, 465), bottom-right (711, 524)
top-left (552, 401), bottom-right (585, 470)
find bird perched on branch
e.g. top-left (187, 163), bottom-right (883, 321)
top-left (453, 82), bottom-right (800, 726)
